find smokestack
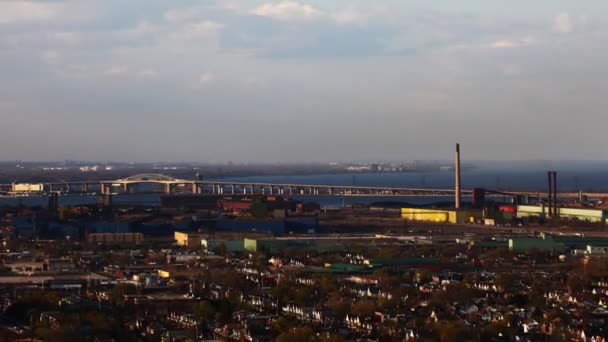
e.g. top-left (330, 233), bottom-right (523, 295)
top-left (553, 171), bottom-right (558, 217)
top-left (547, 171), bottom-right (553, 217)
top-left (455, 143), bottom-right (461, 209)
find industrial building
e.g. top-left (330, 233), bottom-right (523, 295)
top-left (516, 205), bottom-right (608, 223)
top-left (11, 183), bottom-right (44, 193)
top-left (508, 237), bottom-right (565, 253)
top-left (508, 235), bottom-right (608, 253)
top-left (201, 239), bottom-right (245, 253)
top-left (87, 232), bottom-right (144, 245)
top-left (400, 208), bottom-right (482, 224)
top-left (174, 231), bottom-right (206, 247)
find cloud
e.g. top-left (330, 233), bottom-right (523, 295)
top-left (139, 69), bottom-right (158, 78)
top-left (199, 71), bottom-right (215, 83)
top-left (47, 32), bottom-right (81, 46)
top-left (169, 20), bottom-right (223, 41)
top-left (41, 50), bottom-right (61, 64)
top-left (332, 7), bottom-right (369, 25)
top-left (553, 13), bottom-right (574, 33)
top-left (489, 36), bottom-right (534, 49)
top-left (163, 7), bottom-right (204, 23)
top-left (0, 1), bottom-right (57, 24)
top-left (104, 65), bottom-right (129, 76)
top-left (253, 1), bottom-right (324, 22)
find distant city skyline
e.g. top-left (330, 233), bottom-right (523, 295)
top-left (1, 0), bottom-right (607, 162)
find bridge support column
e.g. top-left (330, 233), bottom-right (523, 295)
top-left (165, 184), bottom-right (172, 194)
top-left (328, 188), bottom-right (332, 196)
top-left (218, 185), bottom-right (223, 195)
top-left (81, 184), bottom-right (88, 193)
top-left (124, 184), bottom-right (129, 193)
top-left (231, 185), bottom-right (235, 195)
top-left (191, 183), bottom-right (198, 194)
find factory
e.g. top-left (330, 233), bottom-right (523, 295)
top-left (516, 205), bottom-right (608, 224)
top-left (400, 208), bottom-right (483, 224)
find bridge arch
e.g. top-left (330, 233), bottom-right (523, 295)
top-left (116, 174), bottom-right (184, 182)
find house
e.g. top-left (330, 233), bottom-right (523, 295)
top-left (522, 319), bottom-right (539, 333)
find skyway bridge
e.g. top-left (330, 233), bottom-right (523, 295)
top-left (0, 173), bottom-right (606, 199)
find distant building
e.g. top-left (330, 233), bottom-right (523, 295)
top-left (11, 183), bottom-right (44, 193)
top-left (174, 231), bottom-right (206, 247)
top-left (201, 239), bottom-right (244, 253)
top-left (87, 232), bottom-right (144, 245)
top-left (401, 208), bottom-right (482, 224)
top-left (517, 205), bottom-right (608, 223)
top-left (508, 237), bottom-right (564, 253)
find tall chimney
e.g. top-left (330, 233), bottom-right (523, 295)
top-left (547, 171), bottom-right (553, 217)
top-left (455, 143), bottom-right (461, 209)
top-left (552, 171), bottom-right (558, 217)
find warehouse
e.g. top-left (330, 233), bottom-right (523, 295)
top-left (400, 208), bottom-right (482, 224)
top-left (508, 237), bottom-right (565, 253)
top-left (174, 231), bottom-right (206, 247)
top-left (201, 239), bottom-right (245, 253)
top-left (517, 205), bottom-right (608, 223)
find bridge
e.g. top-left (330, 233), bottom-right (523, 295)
top-left (1, 173), bottom-right (608, 199)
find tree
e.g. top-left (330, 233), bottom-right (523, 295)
top-left (351, 299), bottom-right (376, 317)
top-left (276, 327), bottom-right (318, 342)
top-left (251, 202), bottom-right (268, 219)
top-left (321, 333), bottom-right (346, 342)
top-left (108, 283), bottom-right (136, 305)
top-left (213, 243), bottom-right (228, 256)
top-left (193, 300), bottom-right (215, 319)
top-left (272, 316), bottom-right (292, 337)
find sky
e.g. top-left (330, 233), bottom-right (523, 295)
top-left (0, 0), bottom-right (607, 163)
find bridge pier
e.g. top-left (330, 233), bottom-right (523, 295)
top-left (81, 184), bottom-right (88, 193)
top-left (231, 185), bottom-right (235, 195)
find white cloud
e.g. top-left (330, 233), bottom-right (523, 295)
top-left (104, 65), bottom-right (129, 76)
top-left (553, 13), bottom-right (574, 33)
top-left (489, 36), bottom-right (534, 49)
top-left (199, 71), bottom-right (215, 84)
top-left (0, 1), bottom-right (57, 24)
top-left (47, 32), bottom-right (81, 46)
top-left (41, 50), bottom-right (61, 64)
top-left (169, 21), bottom-right (223, 41)
top-left (139, 69), bottom-right (158, 78)
top-left (163, 7), bottom-right (204, 23)
top-left (331, 6), bottom-right (389, 26)
top-left (332, 7), bottom-right (369, 25)
top-left (253, 1), bottom-right (325, 22)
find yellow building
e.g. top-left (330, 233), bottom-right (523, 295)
top-left (158, 269), bottom-right (171, 279)
top-left (174, 231), bottom-right (206, 247)
top-left (401, 208), bottom-right (482, 224)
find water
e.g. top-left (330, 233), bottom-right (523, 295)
top-left (220, 168), bottom-right (608, 192)
top-left (2, 166), bottom-right (607, 208)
